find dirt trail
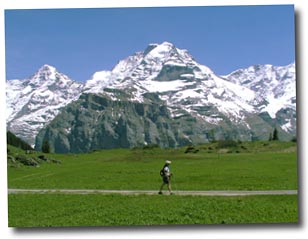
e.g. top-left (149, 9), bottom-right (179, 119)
top-left (8, 189), bottom-right (297, 196)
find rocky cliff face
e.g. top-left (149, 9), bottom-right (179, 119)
top-left (35, 92), bottom-right (195, 153)
top-left (34, 91), bottom-right (289, 153)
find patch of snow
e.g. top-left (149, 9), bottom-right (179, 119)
top-left (143, 79), bottom-right (193, 93)
top-left (281, 119), bottom-right (292, 132)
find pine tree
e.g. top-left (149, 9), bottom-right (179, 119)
top-left (42, 140), bottom-right (51, 153)
top-left (272, 128), bottom-right (279, 141)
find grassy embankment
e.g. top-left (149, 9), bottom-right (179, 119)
top-left (7, 141), bottom-right (298, 227)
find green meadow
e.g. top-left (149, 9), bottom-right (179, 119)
top-left (7, 141), bottom-right (299, 227)
top-left (9, 194), bottom-right (297, 227)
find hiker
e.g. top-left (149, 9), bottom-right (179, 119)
top-left (158, 160), bottom-right (173, 195)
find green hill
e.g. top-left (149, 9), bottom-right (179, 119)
top-left (7, 131), bottom-right (33, 151)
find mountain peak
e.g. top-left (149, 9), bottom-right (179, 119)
top-left (32, 64), bottom-right (58, 82)
top-left (38, 64), bottom-right (57, 73)
top-left (160, 41), bottom-right (175, 47)
top-left (152, 41), bottom-right (175, 51)
top-left (142, 41), bottom-right (194, 65)
top-left (147, 41), bottom-right (174, 48)
top-left (143, 41), bottom-right (175, 56)
top-left (6, 64), bottom-right (84, 146)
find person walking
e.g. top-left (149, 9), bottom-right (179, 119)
top-left (158, 160), bottom-right (173, 195)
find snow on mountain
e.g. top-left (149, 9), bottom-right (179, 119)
top-left (85, 42), bottom-right (206, 95)
top-left (83, 41), bottom-right (296, 138)
top-left (6, 64), bottom-right (83, 146)
top-left (84, 41), bottom-right (258, 124)
top-left (6, 42), bottom-right (296, 147)
top-left (223, 62), bottom-right (296, 118)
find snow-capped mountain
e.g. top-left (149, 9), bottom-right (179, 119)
top-left (223, 63), bottom-right (296, 118)
top-left (6, 64), bottom-right (83, 146)
top-left (6, 42), bottom-right (296, 150)
top-left (222, 63), bottom-right (296, 134)
top-left (83, 42), bottom-right (296, 127)
top-left (84, 41), bottom-right (257, 123)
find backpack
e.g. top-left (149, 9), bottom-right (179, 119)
top-left (160, 168), bottom-right (165, 176)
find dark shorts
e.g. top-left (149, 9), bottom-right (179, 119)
top-left (162, 176), bottom-right (170, 184)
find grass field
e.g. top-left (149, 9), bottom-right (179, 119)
top-left (8, 194), bottom-right (298, 227)
top-left (7, 141), bottom-right (299, 227)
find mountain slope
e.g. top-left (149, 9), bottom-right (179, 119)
top-left (34, 92), bottom-right (260, 153)
top-left (222, 63), bottom-right (296, 134)
top-left (35, 93), bottom-right (191, 153)
top-left (6, 65), bottom-right (83, 146)
top-left (7, 131), bottom-right (33, 150)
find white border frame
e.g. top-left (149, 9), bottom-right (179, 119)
top-left (0, 1), bottom-right (306, 239)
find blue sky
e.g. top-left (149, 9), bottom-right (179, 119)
top-left (5, 5), bottom-right (295, 82)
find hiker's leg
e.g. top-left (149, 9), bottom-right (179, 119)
top-left (159, 183), bottom-right (165, 193)
top-left (168, 182), bottom-right (172, 193)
